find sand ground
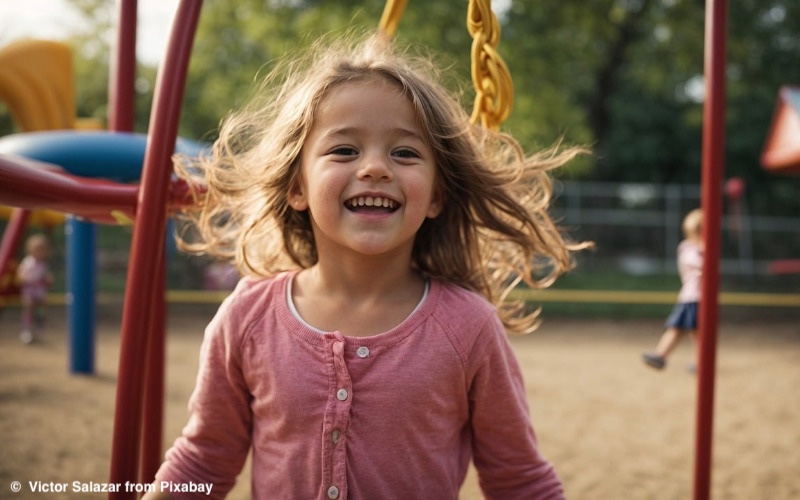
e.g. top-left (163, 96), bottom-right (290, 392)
top-left (1, 305), bottom-right (798, 499)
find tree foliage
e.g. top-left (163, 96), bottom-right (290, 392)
top-left (179, 0), bottom-right (473, 142)
top-left (1, 0), bottom-right (798, 215)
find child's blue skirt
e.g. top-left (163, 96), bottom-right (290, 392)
top-left (665, 302), bottom-right (699, 329)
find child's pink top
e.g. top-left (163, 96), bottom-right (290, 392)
top-left (17, 255), bottom-right (50, 300)
top-left (155, 271), bottom-right (563, 500)
top-left (677, 239), bottom-right (703, 303)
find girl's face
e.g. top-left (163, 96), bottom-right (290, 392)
top-left (291, 78), bottom-right (442, 262)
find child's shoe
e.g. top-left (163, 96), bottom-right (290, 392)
top-left (642, 352), bottom-right (666, 370)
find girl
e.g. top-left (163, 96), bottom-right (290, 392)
top-left (16, 233), bottom-right (53, 344)
top-left (147, 34), bottom-right (587, 499)
top-left (642, 208), bottom-right (704, 371)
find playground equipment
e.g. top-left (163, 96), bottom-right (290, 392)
top-left (761, 85), bottom-right (800, 175)
top-left (0, 206), bottom-right (63, 227)
top-left (0, 131), bottom-right (202, 184)
top-left (0, 40), bottom-right (77, 303)
top-left (0, 39), bottom-right (202, 373)
top-left (0, 1), bottom-right (731, 499)
top-left (0, 131), bottom-right (202, 374)
top-left (760, 85), bottom-right (800, 274)
top-left (0, 40), bottom-right (104, 229)
top-left (0, 39), bottom-right (87, 356)
top-left (0, 39), bottom-right (102, 131)
top-left (0, 0), bottom-right (199, 494)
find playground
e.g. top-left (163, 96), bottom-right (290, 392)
top-left (0, 305), bottom-right (798, 499)
top-left (1, 0), bottom-right (799, 498)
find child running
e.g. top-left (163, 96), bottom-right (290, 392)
top-left (642, 208), bottom-right (704, 371)
top-left (146, 34), bottom-right (588, 500)
top-left (16, 233), bottom-right (53, 344)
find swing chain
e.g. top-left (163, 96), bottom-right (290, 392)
top-left (379, 0), bottom-right (513, 130)
top-left (467, 0), bottom-right (513, 130)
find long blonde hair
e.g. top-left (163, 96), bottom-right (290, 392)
top-left (175, 33), bottom-right (589, 333)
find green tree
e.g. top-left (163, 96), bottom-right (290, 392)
top-left (178, 0), bottom-right (473, 141)
top-left (502, 0), bottom-right (799, 215)
top-left (501, 0), bottom-right (705, 179)
top-left (2, 0), bottom-right (798, 217)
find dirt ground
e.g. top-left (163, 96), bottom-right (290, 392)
top-left (1, 304), bottom-right (798, 499)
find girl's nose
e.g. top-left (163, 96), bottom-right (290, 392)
top-left (357, 153), bottom-right (393, 181)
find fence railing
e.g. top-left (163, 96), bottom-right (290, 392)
top-left (551, 180), bottom-right (800, 276)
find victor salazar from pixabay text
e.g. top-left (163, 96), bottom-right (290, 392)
top-left (11, 480), bottom-right (214, 495)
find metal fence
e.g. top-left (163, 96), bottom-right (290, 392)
top-left (5, 179), bottom-right (797, 296)
top-left (551, 180), bottom-right (800, 276)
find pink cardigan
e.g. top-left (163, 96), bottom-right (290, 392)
top-left (155, 272), bottom-right (563, 499)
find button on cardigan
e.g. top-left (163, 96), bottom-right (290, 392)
top-left (155, 271), bottom-right (563, 499)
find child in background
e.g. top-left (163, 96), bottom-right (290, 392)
top-left (16, 233), bottom-right (53, 344)
top-left (146, 34), bottom-right (588, 499)
top-left (642, 208), bottom-right (704, 371)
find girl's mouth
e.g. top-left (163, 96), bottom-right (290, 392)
top-left (344, 196), bottom-right (399, 213)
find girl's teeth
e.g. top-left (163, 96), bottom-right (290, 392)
top-left (349, 197), bottom-right (394, 208)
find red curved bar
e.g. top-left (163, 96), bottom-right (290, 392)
top-left (0, 154), bottom-right (138, 223)
top-left (0, 154), bottom-right (194, 225)
top-left (0, 207), bottom-right (28, 296)
top-left (108, 0), bottom-right (204, 497)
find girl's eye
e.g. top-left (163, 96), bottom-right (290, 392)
top-left (330, 146), bottom-right (358, 156)
top-left (393, 148), bottom-right (420, 159)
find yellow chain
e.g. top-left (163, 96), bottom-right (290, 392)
top-left (467, 0), bottom-right (513, 130)
top-left (378, 0), bottom-right (513, 130)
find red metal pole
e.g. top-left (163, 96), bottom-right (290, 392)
top-left (0, 208), bottom-right (30, 292)
top-left (108, 1), bottom-right (202, 497)
top-left (110, 0), bottom-right (137, 132)
top-left (139, 254), bottom-right (166, 484)
top-left (694, 1), bottom-right (727, 499)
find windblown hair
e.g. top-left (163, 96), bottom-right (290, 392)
top-left (175, 33), bottom-right (589, 333)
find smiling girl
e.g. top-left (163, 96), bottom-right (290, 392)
top-left (146, 34), bottom-right (587, 500)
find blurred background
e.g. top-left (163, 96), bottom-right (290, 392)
top-left (1, 0), bottom-right (798, 317)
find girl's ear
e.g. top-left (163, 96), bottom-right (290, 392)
top-left (426, 183), bottom-right (444, 219)
top-left (288, 179), bottom-right (309, 211)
